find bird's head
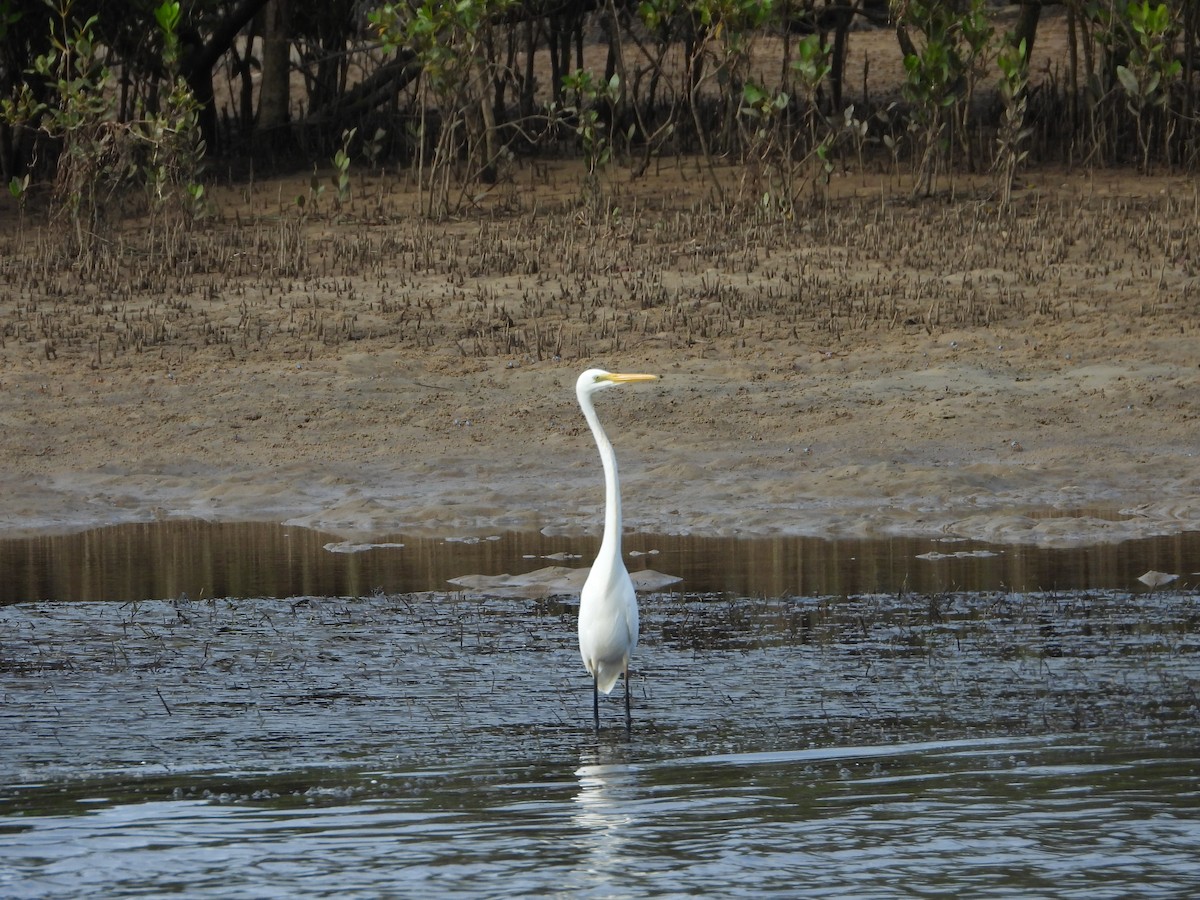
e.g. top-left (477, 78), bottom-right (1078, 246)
top-left (576, 368), bottom-right (658, 399)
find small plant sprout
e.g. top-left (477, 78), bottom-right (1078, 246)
top-left (8, 173), bottom-right (30, 205)
top-left (333, 127), bottom-right (356, 208)
top-left (364, 126), bottom-right (387, 173)
top-left (297, 169), bottom-right (325, 218)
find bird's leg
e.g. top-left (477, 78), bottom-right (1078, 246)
top-left (624, 666), bottom-right (632, 735)
top-left (593, 673), bottom-right (600, 733)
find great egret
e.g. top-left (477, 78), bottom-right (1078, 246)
top-left (575, 368), bottom-right (658, 734)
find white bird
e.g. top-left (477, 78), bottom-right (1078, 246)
top-left (575, 368), bottom-right (658, 733)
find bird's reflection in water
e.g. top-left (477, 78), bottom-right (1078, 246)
top-left (572, 750), bottom-right (641, 884)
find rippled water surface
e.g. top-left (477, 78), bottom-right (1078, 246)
top-left (3, 587), bottom-right (1199, 898)
top-left (4, 739), bottom-right (1198, 899)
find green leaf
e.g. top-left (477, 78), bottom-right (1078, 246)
top-left (742, 82), bottom-right (766, 106)
top-left (1149, 3), bottom-right (1170, 33)
top-left (154, 1), bottom-right (181, 35)
top-left (1115, 65), bottom-right (1140, 97)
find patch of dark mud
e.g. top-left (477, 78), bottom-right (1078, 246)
top-left (1, 588), bottom-right (1197, 796)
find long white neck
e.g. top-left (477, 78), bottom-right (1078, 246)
top-left (580, 395), bottom-right (623, 570)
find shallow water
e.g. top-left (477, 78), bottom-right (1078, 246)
top-left (3, 589), bottom-right (1199, 897)
top-left (1, 519), bottom-right (1198, 604)
top-left (3, 739), bottom-right (1198, 899)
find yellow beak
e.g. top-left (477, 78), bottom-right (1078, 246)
top-left (602, 373), bottom-right (658, 384)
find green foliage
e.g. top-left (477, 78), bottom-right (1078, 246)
top-left (994, 38), bottom-right (1032, 210)
top-left (737, 30), bottom-right (835, 216)
top-left (635, 0), bottom-right (674, 32)
top-left (154, 0), bottom-right (182, 60)
top-left (3, 0), bottom-right (1195, 234)
top-left (0, 0), bottom-right (206, 253)
top-left (1116, 1), bottom-right (1181, 106)
top-left (637, 0), bottom-right (774, 33)
top-left (740, 81), bottom-right (787, 119)
top-left (2, 2), bottom-right (117, 252)
top-left (896, 0), bottom-right (957, 196)
top-left (997, 39), bottom-right (1029, 105)
top-left (814, 139), bottom-right (833, 181)
top-left (372, 0), bottom-right (495, 82)
top-left (639, 0), bottom-right (779, 197)
top-left (297, 169), bottom-right (326, 218)
top-left (561, 69), bottom-right (620, 176)
top-left (333, 126), bottom-right (355, 206)
top-left (370, 0), bottom-right (517, 215)
top-left (790, 33), bottom-right (831, 97)
top-left (738, 79), bottom-right (791, 167)
top-left (8, 172), bottom-right (30, 216)
top-left (289, 124), bottom-right (366, 221)
top-left (894, 0), bottom-right (994, 195)
top-left (143, 1), bottom-right (207, 222)
top-left (1115, 0), bottom-right (1181, 172)
top-left (363, 126), bottom-right (387, 172)
top-left (694, 0), bottom-right (773, 31)
top-left (788, 33), bottom-right (834, 161)
top-left (898, 8), bottom-right (957, 108)
top-left (953, 0), bottom-right (995, 169)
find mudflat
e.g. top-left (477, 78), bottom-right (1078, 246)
top-left (1, 163), bottom-right (1197, 548)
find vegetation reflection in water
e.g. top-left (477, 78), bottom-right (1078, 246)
top-left (2, 519), bottom-right (1199, 604)
top-left (1, 586), bottom-right (1198, 897)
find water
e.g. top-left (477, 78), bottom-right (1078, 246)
top-left (3, 741), bottom-right (1197, 899)
top-left (1, 520), bottom-right (1198, 603)
top-left (3, 589), bottom-right (1199, 897)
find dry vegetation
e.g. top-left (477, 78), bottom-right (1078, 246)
top-left (2, 163), bottom-right (1196, 377)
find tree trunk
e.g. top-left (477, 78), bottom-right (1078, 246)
top-left (179, 26), bottom-right (218, 152)
top-left (828, 0), bottom-right (854, 111)
top-left (179, 0), bottom-right (271, 150)
top-left (1012, 1), bottom-right (1042, 61)
top-left (258, 0), bottom-right (290, 131)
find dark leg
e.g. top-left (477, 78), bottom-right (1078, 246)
top-left (624, 667), bottom-right (632, 735)
top-left (593, 673), bottom-right (600, 733)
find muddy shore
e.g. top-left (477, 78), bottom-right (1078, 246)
top-left (1, 167), bottom-right (1197, 548)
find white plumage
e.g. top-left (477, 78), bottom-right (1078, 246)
top-left (574, 368), bottom-right (657, 732)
